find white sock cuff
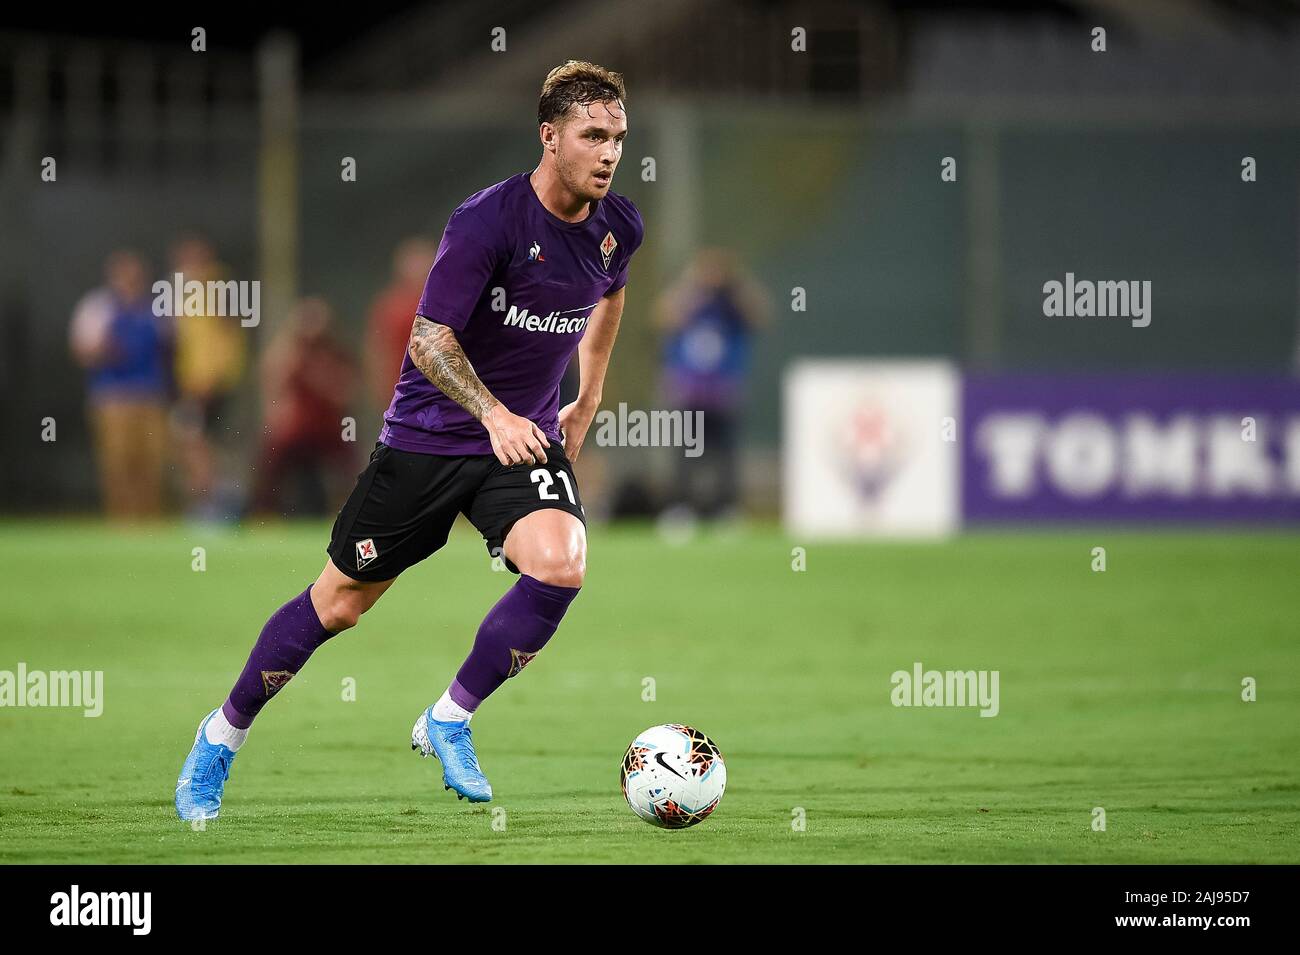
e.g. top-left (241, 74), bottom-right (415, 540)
top-left (431, 688), bottom-right (474, 723)
top-left (204, 708), bottom-right (249, 751)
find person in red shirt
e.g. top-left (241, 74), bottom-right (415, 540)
top-left (365, 236), bottom-right (437, 413)
top-left (253, 297), bottom-right (359, 515)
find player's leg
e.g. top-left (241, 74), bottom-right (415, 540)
top-left (176, 442), bottom-right (467, 820)
top-left (412, 449), bottom-right (586, 802)
top-left (446, 508), bottom-right (585, 712)
top-left (455, 453), bottom-right (588, 714)
top-left (500, 507), bottom-right (586, 584)
top-left (175, 562), bottom-right (395, 822)
top-left (220, 560), bottom-right (396, 730)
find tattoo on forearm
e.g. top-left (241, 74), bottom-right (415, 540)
top-left (408, 315), bottom-right (499, 421)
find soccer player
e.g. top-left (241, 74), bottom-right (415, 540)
top-left (176, 60), bottom-right (642, 818)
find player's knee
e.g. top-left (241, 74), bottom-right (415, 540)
top-left (314, 587), bottom-right (371, 633)
top-left (527, 548), bottom-right (585, 589)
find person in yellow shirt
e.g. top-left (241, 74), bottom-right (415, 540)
top-left (169, 234), bottom-right (247, 518)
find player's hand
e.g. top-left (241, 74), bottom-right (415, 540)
top-left (484, 403), bottom-right (550, 467)
top-left (558, 399), bottom-right (598, 462)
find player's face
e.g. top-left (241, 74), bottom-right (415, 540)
top-left (554, 99), bottom-right (627, 201)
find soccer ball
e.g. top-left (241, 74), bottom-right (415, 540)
top-left (620, 724), bottom-right (726, 829)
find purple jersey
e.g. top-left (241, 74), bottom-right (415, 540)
top-left (380, 172), bottom-right (644, 456)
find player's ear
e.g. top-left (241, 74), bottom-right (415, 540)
top-left (539, 122), bottom-right (556, 153)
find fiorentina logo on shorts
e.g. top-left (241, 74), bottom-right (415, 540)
top-left (599, 231), bottom-right (617, 270)
top-left (507, 648), bottom-right (538, 678)
top-left (355, 538), bottom-right (378, 570)
top-left (261, 670), bottom-right (294, 696)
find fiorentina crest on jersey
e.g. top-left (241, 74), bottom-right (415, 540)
top-left (355, 538), bottom-right (378, 570)
top-left (599, 230), bottom-right (617, 270)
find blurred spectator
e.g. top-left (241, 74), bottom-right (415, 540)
top-left (69, 250), bottom-right (171, 521)
top-left (654, 248), bottom-right (770, 520)
top-left (365, 236), bottom-right (436, 411)
top-left (169, 234), bottom-right (247, 519)
top-left (252, 297), bottom-right (359, 516)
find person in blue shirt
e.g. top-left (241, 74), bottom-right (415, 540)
top-left (655, 248), bottom-right (770, 520)
top-left (69, 249), bottom-right (172, 520)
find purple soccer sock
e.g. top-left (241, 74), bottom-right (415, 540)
top-left (221, 586), bottom-right (334, 729)
top-left (449, 574), bottom-right (580, 711)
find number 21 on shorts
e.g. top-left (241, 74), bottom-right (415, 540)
top-left (531, 468), bottom-right (576, 504)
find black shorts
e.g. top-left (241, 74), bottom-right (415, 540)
top-left (327, 441), bottom-right (586, 581)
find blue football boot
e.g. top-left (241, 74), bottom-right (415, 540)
top-left (411, 706), bottom-right (493, 803)
top-left (175, 709), bottom-right (238, 821)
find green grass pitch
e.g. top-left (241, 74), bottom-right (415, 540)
top-left (1, 520), bottom-right (1297, 863)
